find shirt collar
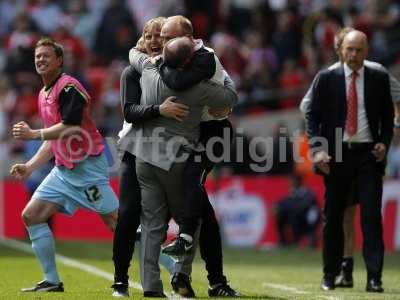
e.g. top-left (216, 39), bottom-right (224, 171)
top-left (194, 39), bottom-right (203, 51)
top-left (44, 72), bottom-right (64, 91)
top-left (344, 62), bottom-right (364, 78)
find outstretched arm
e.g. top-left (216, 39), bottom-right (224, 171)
top-left (12, 84), bottom-right (88, 141)
top-left (121, 65), bottom-right (160, 123)
top-left (121, 66), bottom-right (189, 123)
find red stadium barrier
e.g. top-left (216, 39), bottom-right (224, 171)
top-left (1, 176), bottom-right (399, 251)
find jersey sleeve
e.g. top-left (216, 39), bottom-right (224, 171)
top-left (58, 84), bottom-right (87, 125)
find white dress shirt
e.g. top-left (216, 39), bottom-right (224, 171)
top-left (343, 63), bottom-right (373, 142)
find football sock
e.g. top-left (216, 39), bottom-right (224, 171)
top-left (159, 252), bottom-right (176, 275)
top-left (27, 224), bottom-right (60, 284)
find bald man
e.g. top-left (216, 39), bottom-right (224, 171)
top-left (158, 15), bottom-right (229, 250)
top-left (301, 27), bottom-right (400, 289)
top-left (127, 34), bottom-right (237, 296)
top-left (163, 36), bottom-right (194, 68)
top-left (153, 16), bottom-right (239, 298)
top-left (305, 30), bottom-right (393, 293)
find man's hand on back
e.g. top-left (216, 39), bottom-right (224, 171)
top-left (160, 96), bottom-right (189, 122)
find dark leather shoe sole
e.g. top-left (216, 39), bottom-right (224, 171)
top-left (335, 279), bottom-right (353, 288)
top-left (366, 286), bottom-right (384, 293)
top-left (143, 291), bottom-right (166, 298)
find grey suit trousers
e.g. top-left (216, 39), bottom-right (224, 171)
top-left (136, 158), bottom-right (198, 292)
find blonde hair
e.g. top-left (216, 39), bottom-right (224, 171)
top-left (136, 37), bottom-right (145, 52)
top-left (142, 17), bottom-right (166, 37)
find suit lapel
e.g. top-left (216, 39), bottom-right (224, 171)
top-left (363, 66), bottom-right (373, 123)
top-left (335, 66), bottom-right (346, 126)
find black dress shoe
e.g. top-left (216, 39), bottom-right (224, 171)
top-left (335, 271), bottom-right (353, 288)
top-left (143, 291), bottom-right (166, 297)
top-left (366, 279), bottom-right (384, 293)
top-left (171, 272), bottom-right (196, 298)
top-left (111, 282), bottom-right (129, 297)
top-left (321, 276), bottom-right (335, 291)
top-left (162, 236), bottom-right (193, 257)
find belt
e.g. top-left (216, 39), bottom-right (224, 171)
top-left (343, 142), bottom-right (374, 151)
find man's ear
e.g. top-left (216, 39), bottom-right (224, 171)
top-left (58, 56), bottom-right (63, 68)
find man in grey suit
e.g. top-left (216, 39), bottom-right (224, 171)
top-left (120, 36), bottom-right (238, 296)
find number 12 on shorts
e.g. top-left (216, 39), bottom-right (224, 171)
top-left (84, 185), bottom-right (102, 203)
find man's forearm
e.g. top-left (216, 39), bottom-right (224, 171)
top-left (124, 102), bottom-right (160, 123)
top-left (158, 50), bottom-right (216, 90)
top-left (120, 65), bottom-right (160, 123)
top-left (31, 123), bottom-right (81, 140)
top-left (26, 141), bottom-right (54, 171)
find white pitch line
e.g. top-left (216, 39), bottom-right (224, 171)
top-left (0, 238), bottom-right (186, 299)
top-left (0, 238), bottom-right (149, 291)
top-left (0, 238), bottom-right (142, 290)
top-left (263, 282), bottom-right (341, 300)
top-left (263, 282), bottom-right (307, 294)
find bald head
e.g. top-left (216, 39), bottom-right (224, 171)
top-left (343, 30), bottom-right (368, 48)
top-left (341, 30), bottom-right (368, 71)
top-left (163, 36), bottom-right (194, 68)
top-left (161, 15), bottom-right (193, 46)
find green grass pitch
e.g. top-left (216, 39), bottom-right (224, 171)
top-left (0, 240), bottom-right (399, 299)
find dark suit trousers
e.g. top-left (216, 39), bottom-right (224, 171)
top-left (181, 119), bottom-right (233, 285)
top-left (323, 144), bottom-right (384, 280)
top-left (181, 119), bottom-right (233, 235)
top-left (113, 152), bottom-right (141, 283)
top-left (112, 148), bottom-right (228, 285)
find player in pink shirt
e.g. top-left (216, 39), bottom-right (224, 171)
top-left (10, 38), bottom-right (119, 292)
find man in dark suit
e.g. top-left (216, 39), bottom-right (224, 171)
top-left (305, 30), bottom-right (393, 293)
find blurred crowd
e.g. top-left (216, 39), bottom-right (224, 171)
top-left (1, 0), bottom-right (400, 178)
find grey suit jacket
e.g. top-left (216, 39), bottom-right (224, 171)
top-left (118, 49), bottom-right (238, 171)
